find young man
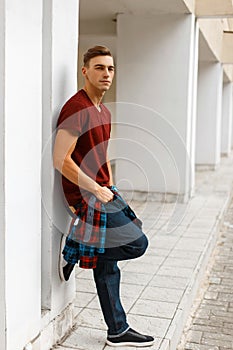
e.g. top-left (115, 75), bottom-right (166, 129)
top-left (53, 46), bottom-right (154, 347)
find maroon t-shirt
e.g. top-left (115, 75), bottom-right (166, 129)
top-left (56, 89), bottom-right (111, 206)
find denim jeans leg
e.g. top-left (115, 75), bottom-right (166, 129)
top-left (93, 260), bottom-right (129, 336)
top-left (99, 203), bottom-right (148, 261)
top-left (93, 204), bottom-right (149, 336)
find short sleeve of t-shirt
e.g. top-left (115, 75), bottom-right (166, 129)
top-left (57, 99), bottom-right (88, 135)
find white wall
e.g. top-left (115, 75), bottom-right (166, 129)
top-left (196, 62), bottom-right (223, 167)
top-left (0, 0), bottom-right (6, 348)
top-left (221, 82), bottom-right (233, 156)
top-left (116, 14), bottom-right (197, 200)
top-left (5, 1), bottom-right (42, 349)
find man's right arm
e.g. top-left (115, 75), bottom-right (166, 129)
top-left (53, 129), bottom-right (113, 203)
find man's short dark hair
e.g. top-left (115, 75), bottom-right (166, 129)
top-left (83, 46), bottom-right (113, 67)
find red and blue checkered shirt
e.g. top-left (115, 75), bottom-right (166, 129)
top-left (63, 186), bottom-right (142, 269)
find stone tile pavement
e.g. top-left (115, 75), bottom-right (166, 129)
top-left (177, 196), bottom-right (233, 350)
top-left (53, 154), bottom-right (233, 350)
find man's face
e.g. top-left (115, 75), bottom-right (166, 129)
top-left (82, 55), bottom-right (115, 92)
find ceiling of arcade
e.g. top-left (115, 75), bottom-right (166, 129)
top-left (79, 0), bottom-right (233, 79)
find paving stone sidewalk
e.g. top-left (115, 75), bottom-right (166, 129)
top-left (54, 155), bottom-right (233, 350)
top-left (177, 199), bottom-right (233, 350)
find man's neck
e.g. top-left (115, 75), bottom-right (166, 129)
top-left (83, 86), bottom-right (105, 110)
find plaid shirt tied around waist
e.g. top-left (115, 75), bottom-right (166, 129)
top-left (64, 186), bottom-right (142, 269)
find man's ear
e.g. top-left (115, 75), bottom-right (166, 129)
top-left (81, 66), bottom-right (87, 77)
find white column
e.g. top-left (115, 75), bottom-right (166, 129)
top-left (196, 62), bottom-right (223, 168)
top-left (232, 97), bottom-right (233, 149)
top-left (221, 82), bottom-right (233, 156)
top-left (0, 0), bottom-right (6, 348)
top-left (189, 21), bottom-right (200, 196)
top-left (41, 0), bottom-right (79, 325)
top-left (4, 1), bottom-right (42, 349)
top-left (115, 14), bottom-right (198, 201)
top-left (2, 1), bottom-right (79, 349)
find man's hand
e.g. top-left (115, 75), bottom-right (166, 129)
top-left (94, 185), bottom-right (114, 204)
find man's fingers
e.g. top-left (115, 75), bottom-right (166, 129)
top-left (96, 186), bottom-right (114, 203)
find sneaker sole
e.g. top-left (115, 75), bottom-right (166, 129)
top-left (58, 235), bottom-right (67, 282)
top-left (106, 339), bottom-right (154, 347)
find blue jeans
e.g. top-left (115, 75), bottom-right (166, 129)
top-left (93, 200), bottom-right (148, 336)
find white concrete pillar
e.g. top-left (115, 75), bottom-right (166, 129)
top-left (189, 21), bottom-right (200, 196)
top-left (232, 95), bottom-right (233, 149)
top-left (4, 1), bottom-right (42, 349)
top-left (41, 0), bottom-right (78, 331)
top-left (232, 102), bottom-right (233, 149)
top-left (115, 14), bottom-right (198, 201)
top-left (221, 82), bottom-right (233, 156)
top-left (0, 0), bottom-right (6, 348)
top-left (232, 103), bottom-right (233, 149)
top-left (1, 1), bottom-right (79, 349)
top-left (196, 62), bottom-right (223, 168)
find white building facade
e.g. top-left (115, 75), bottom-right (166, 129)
top-left (0, 0), bottom-right (233, 349)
